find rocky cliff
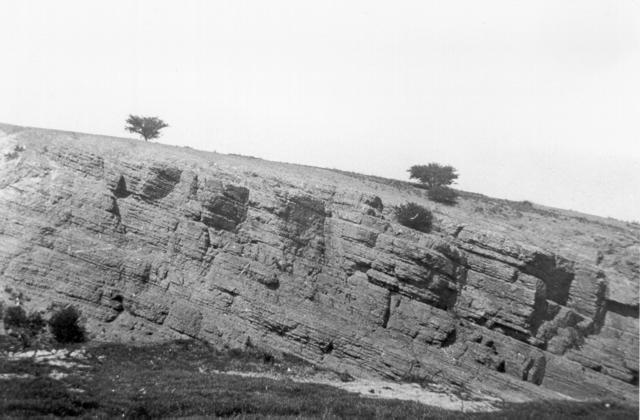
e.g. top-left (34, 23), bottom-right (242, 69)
top-left (1, 123), bottom-right (638, 404)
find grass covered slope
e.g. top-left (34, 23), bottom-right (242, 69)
top-left (0, 339), bottom-right (636, 419)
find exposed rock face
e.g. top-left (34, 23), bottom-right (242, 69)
top-left (1, 123), bottom-right (638, 403)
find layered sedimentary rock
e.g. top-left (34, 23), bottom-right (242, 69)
top-left (0, 123), bottom-right (638, 403)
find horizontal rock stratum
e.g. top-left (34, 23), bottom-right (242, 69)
top-left (0, 123), bottom-right (638, 404)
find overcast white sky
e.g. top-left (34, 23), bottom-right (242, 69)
top-left (1, 1), bottom-right (638, 221)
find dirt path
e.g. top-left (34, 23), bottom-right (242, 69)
top-left (215, 369), bottom-right (502, 413)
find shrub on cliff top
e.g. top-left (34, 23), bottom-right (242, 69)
top-left (395, 202), bottom-right (433, 233)
top-left (49, 306), bottom-right (85, 343)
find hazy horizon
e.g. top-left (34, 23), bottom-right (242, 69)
top-left (1, 1), bottom-right (638, 221)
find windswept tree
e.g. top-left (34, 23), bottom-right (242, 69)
top-left (125, 115), bottom-right (168, 141)
top-left (408, 163), bottom-right (458, 188)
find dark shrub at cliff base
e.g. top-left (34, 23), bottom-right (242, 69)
top-left (428, 185), bottom-right (458, 205)
top-left (49, 306), bottom-right (85, 343)
top-left (27, 312), bottom-right (46, 334)
top-left (395, 202), bottom-right (433, 232)
top-left (4, 305), bottom-right (28, 330)
top-left (3, 306), bottom-right (47, 348)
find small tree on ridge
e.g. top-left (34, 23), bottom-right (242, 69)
top-left (125, 115), bottom-right (168, 141)
top-left (408, 163), bottom-right (458, 188)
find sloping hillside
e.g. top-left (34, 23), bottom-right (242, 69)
top-left (0, 122), bottom-right (637, 405)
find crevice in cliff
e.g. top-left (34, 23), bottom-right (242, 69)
top-left (265, 321), bottom-right (296, 337)
top-left (188, 174), bottom-right (199, 199)
top-left (441, 327), bottom-right (457, 348)
top-left (112, 294), bottom-right (124, 308)
top-left (381, 292), bottom-right (392, 328)
top-left (452, 225), bottom-right (465, 238)
top-left (349, 261), bottom-right (371, 276)
top-left (521, 358), bottom-right (535, 381)
top-left (474, 316), bottom-right (537, 347)
top-left (529, 280), bottom-right (551, 338)
top-left (321, 341), bottom-right (334, 355)
top-left (446, 267), bottom-right (466, 311)
top-left (112, 175), bottom-right (130, 198)
top-left (604, 299), bottom-right (639, 319)
top-left (106, 195), bottom-right (125, 233)
top-left (588, 280), bottom-right (610, 337)
top-left (107, 196), bottom-right (121, 219)
top-left (212, 285), bottom-right (239, 298)
top-left (522, 254), bottom-right (574, 306)
top-left (140, 165), bottom-right (183, 201)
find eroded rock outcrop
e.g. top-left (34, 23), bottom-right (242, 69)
top-left (0, 123), bottom-right (638, 404)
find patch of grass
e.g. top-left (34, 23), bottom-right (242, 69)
top-left (470, 400), bottom-right (637, 420)
top-left (0, 377), bottom-right (99, 417)
top-left (0, 340), bottom-right (636, 419)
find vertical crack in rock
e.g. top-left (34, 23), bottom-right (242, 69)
top-left (188, 174), bottom-right (199, 199)
top-left (111, 175), bottom-right (130, 198)
top-left (441, 326), bottom-right (457, 347)
top-left (590, 277), bottom-right (610, 335)
top-left (381, 292), bottom-right (392, 328)
top-left (529, 278), bottom-right (550, 339)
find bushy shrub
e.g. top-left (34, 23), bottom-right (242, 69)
top-left (3, 306), bottom-right (46, 348)
top-left (395, 202), bottom-right (433, 232)
top-left (4, 305), bottom-right (28, 330)
top-left (27, 312), bottom-right (46, 333)
top-left (49, 306), bottom-right (85, 343)
top-left (427, 185), bottom-right (458, 205)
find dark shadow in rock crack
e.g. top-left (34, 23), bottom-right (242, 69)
top-left (604, 299), bottom-right (639, 319)
top-left (112, 175), bottom-right (131, 198)
top-left (141, 165), bottom-right (183, 200)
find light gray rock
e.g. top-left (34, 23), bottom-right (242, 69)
top-left (0, 123), bottom-right (637, 404)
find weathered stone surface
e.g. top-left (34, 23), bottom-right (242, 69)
top-left (0, 123), bottom-right (637, 404)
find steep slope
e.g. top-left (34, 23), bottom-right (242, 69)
top-left (0, 123), bottom-right (638, 404)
